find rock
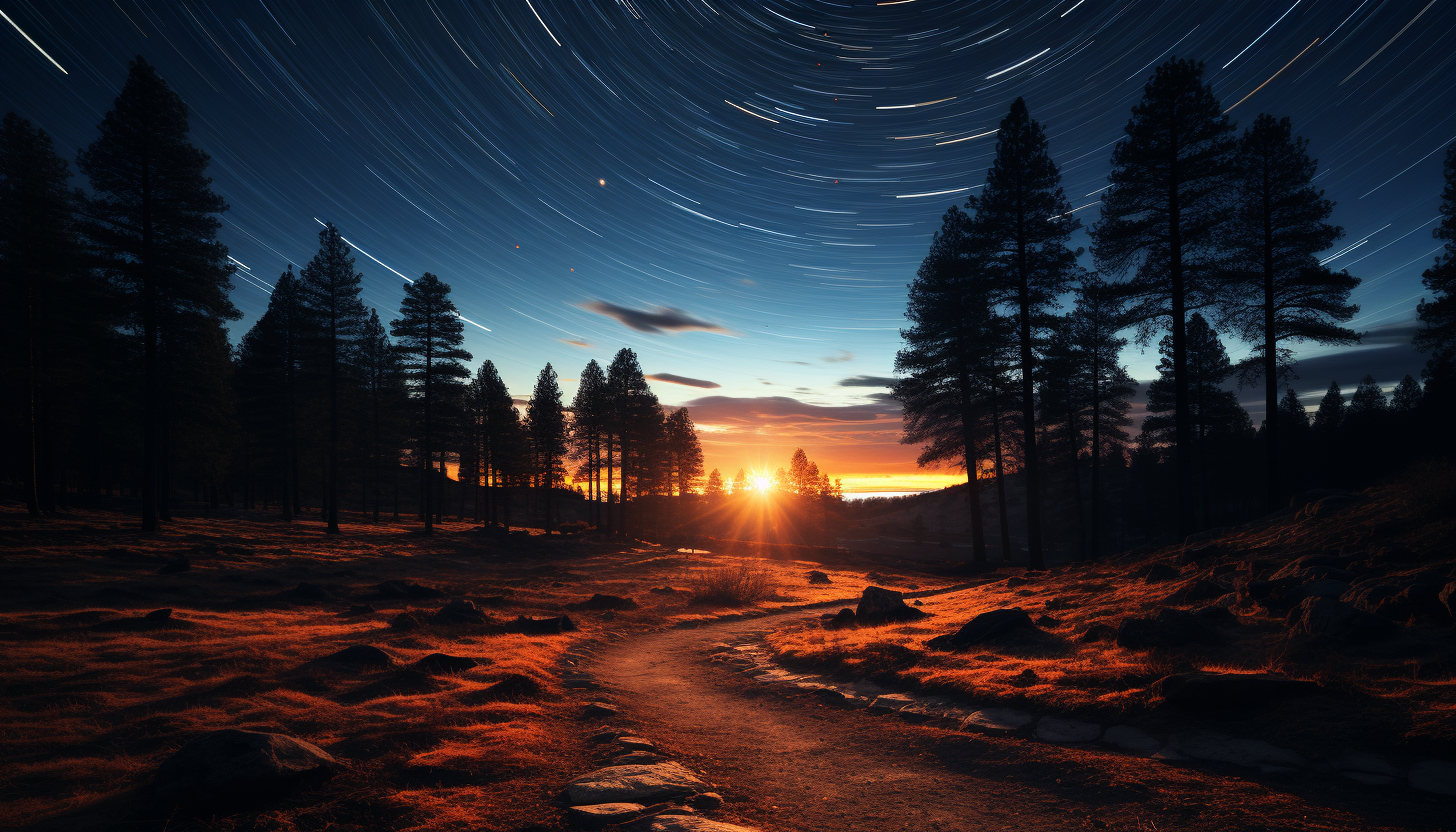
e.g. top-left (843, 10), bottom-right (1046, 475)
top-left (690, 792), bottom-right (724, 811)
top-left (855, 586), bottom-right (926, 626)
top-left (611, 751), bottom-right (665, 766)
top-left (807, 570), bottom-right (832, 585)
top-left (1079, 623), bottom-right (1117, 643)
top-left (567, 803), bottom-right (647, 829)
top-left (1152, 671), bottom-right (1320, 711)
top-left (582, 701), bottom-right (619, 719)
top-left (944, 608), bottom-right (1036, 648)
top-left (1103, 725), bottom-right (1161, 754)
top-left (390, 612), bottom-right (423, 631)
top-left (645, 818), bottom-right (761, 832)
top-left (374, 580), bottom-right (445, 600)
top-left (338, 669), bottom-right (440, 703)
top-left (564, 762), bottom-right (708, 805)
top-left (320, 645), bottom-right (394, 668)
top-left (823, 608), bottom-right (857, 630)
top-left (433, 599), bottom-right (491, 626)
top-left (1286, 597), bottom-right (1398, 644)
top-left (412, 653), bottom-right (478, 674)
top-left (468, 673), bottom-right (543, 703)
top-left (145, 608), bottom-right (173, 621)
top-left (151, 729), bottom-right (337, 804)
top-left (959, 708), bottom-right (1033, 736)
top-left (813, 687), bottom-right (848, 705)
top-left (870, 693), bottom-right (915, 713)
top-left (1171, 731), bottom-right (1305, 768)
top-left (1193, 604), bottom-right (1236, 625)
top-left (1034, 615), bottom-right (1057, 627)
top-left (1115, 608), bottom-right (1219, 650)
top-left (1009, 669), bottom-right (1039, 687)
top-left (342, 604), bottom-right (375, 616)
top-left (1036, 717), bottom-right (1101, 743)
top-left (1141, 563), bottom-right (1181, 583)
top-left (649, 586), bottom-right (680, 594)
top-left (1004, 576), bottom-right (1030, 588)
top-left (509, 614), bottom-right (577, 634)
top-left (615, 736), bottom-right (658, 753)
top-left (1408, 760), bottom-right (1456, 796)
top-left (567, 594), bottom-right (640, 612)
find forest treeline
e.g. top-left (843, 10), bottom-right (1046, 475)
top-left (1, 57), bottom-right (717, 537)
top-left (896, 58), bottom-right (1456, 567)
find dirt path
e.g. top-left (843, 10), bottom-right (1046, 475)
top-left (590, 609), bottom-right (1448, 832)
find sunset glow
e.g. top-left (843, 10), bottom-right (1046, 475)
top-left (753, 475), bottom-right (772, 493)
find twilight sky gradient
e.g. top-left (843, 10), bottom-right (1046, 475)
top-left (3, 1), bottom-right (1451, 493)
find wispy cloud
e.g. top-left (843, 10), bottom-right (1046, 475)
top-left (823, 350), bottom-right (855, 363)
top-left (579, 300), bottom-right (733, 336)
top-left (839, 375), bottom-right (898, 388)
top-left (560, 338), bottom-right (594, 349)
top-left (647, 373), bottom-right (721, 389)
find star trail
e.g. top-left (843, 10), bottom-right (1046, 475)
top-left (3, 0), bottom-right (1452, 491)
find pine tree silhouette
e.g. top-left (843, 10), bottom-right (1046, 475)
top-left (78, 57), bottom-right (237, 532)
top-left (1223, 113), bottom-right (1360, 511)
top-left (237, 267), bottom-right (308, 520)
top-left (605, 348), bottom-right (659, 535)
top-left (1093, 58), bottom-right (1237, 538)
top-left (527, 363), bottom-right (567, 532)
top-left (664, 408), bottom-right (704, 496)
top-left (974, 98), bottom-right (1082, 569)
top-left (391, 273), bottom-right (471, 535)
top-left (1391, 375), bottom-right (1424, 412)
top-left (358, 308), bottom-right (407, 521)
top-left (570, 359), bottom-right (607, 526)
top-left (1416, 143), bottom-right (1456, 404)
top-left (1312, 382), bottom-right (1345, 433)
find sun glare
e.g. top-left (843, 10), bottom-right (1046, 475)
top-left (753, 475), bottom-right (772, 493)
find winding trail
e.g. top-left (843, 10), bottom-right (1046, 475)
top-left (589, 608), bottom-right (1442, 832)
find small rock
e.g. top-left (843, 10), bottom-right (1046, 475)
top-left (1034, 614), bottom-right (1058, 627)
top-left (151, 729), bottom-right (337, 804)
top-left (645, 818), bottom-right (761, 832)
top-left (650, 586), bottom-right (680, 594)
top-left (824, 608), bottom-right (857, 630)
top-left (959, 708), bottom-right (1033, 736)
top-left (813, 688), bottom-right (848, 705)
top-left (1079, 623), bottom-right (1116, 643)
top-left (567, 803), bottom-right (647, 829)
top-left (412, 653), bottom-right (478, 674)
top-left (1103, 725), bottom-right (1161, 754)
top-left (913, 599), bottom-right (924, 606)
top-left (943, 608), bottom-right (1036, 648)
top-left (690, 792), bottom-right (724, 811)
top-left (338, 669), bottom-right (440, 703)
top-left (582, 701), bottom-right (619, 719)
top-left (855, 586), bottom-right (927, 626)
top-left (567, 594), bottom-right (640, 612)
top-left (320, 645), bottom-right (394, 668)
top-left (564, 762), bottom-right (708, 805)
top-left (145, 608), bottom-right (174, 621)
top-left (390, 612), bottom-right (423, 631)
top-left (1409, 760), bottom-right (1456, 796)
top-left (615, 736), bottom-right (658, 752)
top-left (433, 599), bottom-right (491, 626)
top-left (509, 614), bottom-right (577, 634)
top-left (467, 673), bottom-right (543, 703)
top-left (807, 570), bottom-right (832, 585)
top-left (611, 751), bottom-right (664, 766)
top-left (374, 580), bottom-right (445, 600)
top-left (1036, 717), bottom-right (1101, 744)
top-left (1009, 668), bottom-right (1039, 687)
top-left (870, 693), bottom-right (915, 713)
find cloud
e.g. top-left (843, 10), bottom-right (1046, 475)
top-left (682, 395), bottom-right (899, 425)
top-left (646, 373), bottom-right (721, 389)
top-left (839, 375), bottom-right (899, 388)
top-left (823, 350), bottom-right (855, 363)
top-left (560, 338), bottom-right (594, 349)
top-left (578, 300), bottom-right (733, 335)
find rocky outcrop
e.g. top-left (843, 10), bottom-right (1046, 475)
top-left (1115, 608), bottom-right (1219, 649)
top-left (565, 762), bottom-right (708, 804)
top-left (929, 608), bottom-right (1036, 650)
top-left (854, 586), bottom-right (926, 626)
top-left (151, 729), bottom-right (337, 805)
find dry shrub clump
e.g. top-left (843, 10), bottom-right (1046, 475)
top-left (689, 562), bottom-right (777, 606)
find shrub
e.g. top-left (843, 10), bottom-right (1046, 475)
top-left (689, 563), bottom-right (777, 606)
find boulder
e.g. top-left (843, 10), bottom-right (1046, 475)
top-left (412, 653), bottom-right (478, 674)
top-left (374, 580), bottom-right (445, 600)
top-left (433, 599), bottom-right (491, 626)
top-left (942, 607), bottom-right (1036, 649)
top-left (320, 645), bottom-right (393, 668)
top-left (611, 751), bottom-right (664, 766)
top-left (823, 608), bottom-right (857, 630)
top-left (582, 701), bottom-right (619, 719)
top-left (645, 818), bottom-right (761, 832)
top-left (855, 586), bottom-right (926, 626)
top-left (959, 708), bottom-right (1033, 736)
top-left (807, 570), bottom-right (832, 585)
top-left (869, 693), bottom-right (915, 713)
top-left (1036, 717), bottom-right (1101, 744)
top-left (146, 608), bottom-right (173, 621)
top-left (1079, 622), bottom-right (1117, 643)
top-left (567, 594), bottom-right (640, 612)
top-left (564, 762), bottom-right (708, 805)
top-left (467, 673), bottom-right (544, 703)
top-left (1115, 608), bottom-right (1218, 650)
top-left (567, 803), bottom-right (647, 829)
top-left (1152, 671), bottom-right (1320, 711)
top-left (1286, 597), bottom-right (1398, 644)
top-left (509, 614), bottom-right (577, 634)
top-left (389, 612), bottom-right (423, 631)
top-left (151, 729), bottom-right (337, 805)
top-left (690, 792), bottom-right (724, 811)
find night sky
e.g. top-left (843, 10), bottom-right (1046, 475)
top-left (4, 1), bottom-right (1452, 493)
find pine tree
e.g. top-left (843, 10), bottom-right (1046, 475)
top-left (1092, 58), bottom-right (1237, 538)
top-left (391, 273), bottom-right (471, 535)
top-left (664, 408), bottom-right (704, 496)
top-left (1349, 374), bottom-right (1388, 416)
top-left (1277, 386), bottom-right (1310, 434)
top-left (705, 468), bottom-right (724, 497)
top-left (1416, 143), bottom-right (1456, 403)
top-left (974, 98), bottom-right (1082, 569)
top-left (1068, 276), bottom-right (1135, 558)
top-left (465, 360), bottom-right (516, 526)
top-left (527, 363), bottom-right (568, 531)
top-left (77, 57), bottom-right (237, 532)
top-left (605, 348), bottom-right (659, 535)
top-left (1391, 375), bottom-right (1423, 412)
top-left (358, 308), bottom-right (407, 521)
top-left (1223, 113), bottom-right (1360, 511)
top-left (236, 267), bottom-right (308, 520)
top-left (1312, 382), bottom-right (1345, 432)
top-left (732, 468), bottom-right (748, 496)
top-left (570, 359), bottom-right (607, 525)
top-left (297, 224), bottom-right (366, 533)
top-left (894, 205), bottom-right (1011, 562)
top-left (1, 113), bottom-right (92, 517)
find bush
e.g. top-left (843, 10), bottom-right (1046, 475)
top-left (689, 563), bottom-right (777, 606)
top-left (556, 520), bottom-right (591, 535)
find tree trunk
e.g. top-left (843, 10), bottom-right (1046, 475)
top-left (1016, 215), bottom-right (1045, 569)
top-left (959, 371), bottom-right (986, 562)
top-left (991, 382), bottom-right (1012, 562)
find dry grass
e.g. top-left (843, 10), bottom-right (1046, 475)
top-left (687, 562), bottom-right (779, 606)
